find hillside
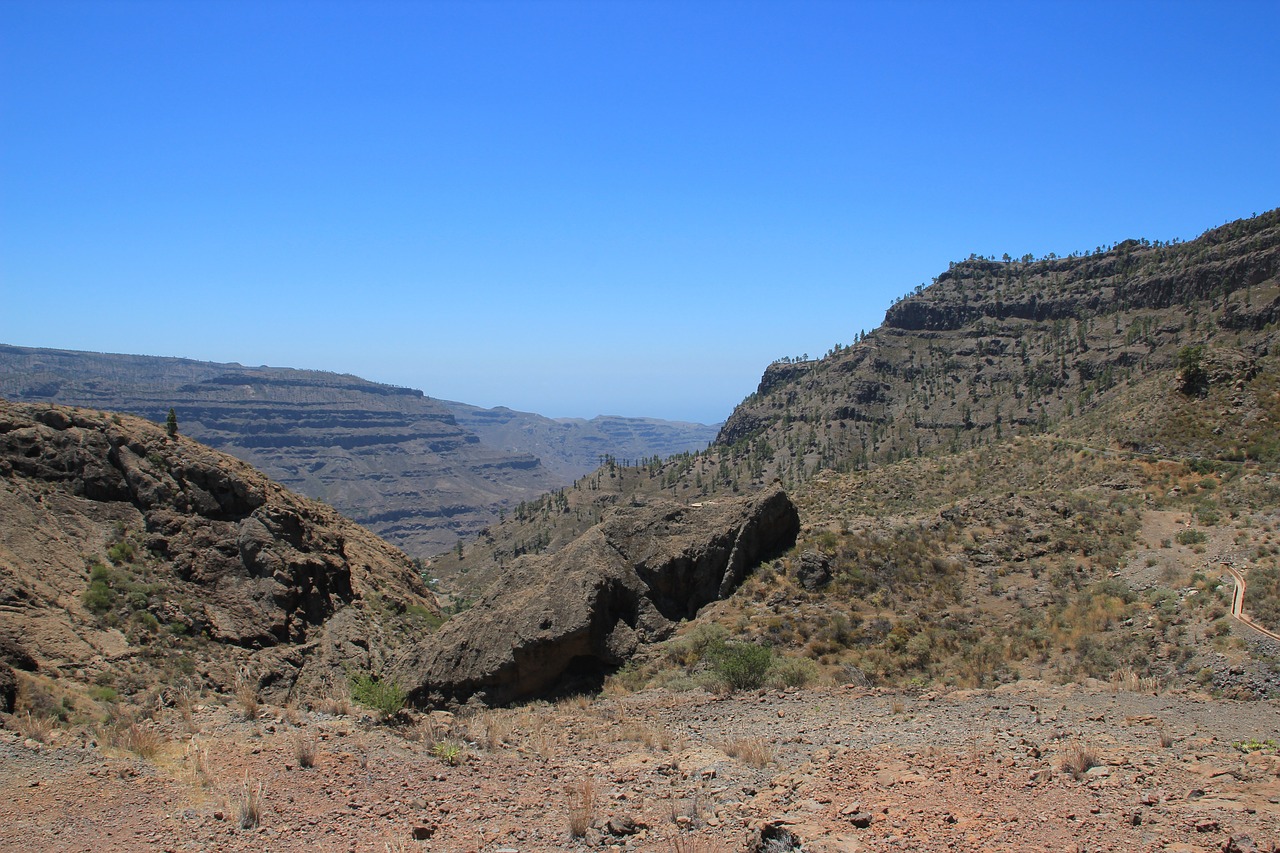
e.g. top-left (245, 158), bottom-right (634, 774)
top-left (716, 209), bottom-right (1279, 478)
top-left (0, 348), bottom-right (716, 556)
top-left (0, 400), bottom-right (440, 714)
top-left (433, 209), bottom-right (1280, 699)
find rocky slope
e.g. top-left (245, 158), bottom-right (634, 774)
top-left (0, 349), bottom-right (719, 557)
top-left (716, 210), bottom-right (1279, 479)
top-left (0, 400), bottom-right (440, 709)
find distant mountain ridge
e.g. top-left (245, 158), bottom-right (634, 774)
top-left (0, 346), bottom-right (717, 556)
top-left (442, 400), bottom-right (718, 482)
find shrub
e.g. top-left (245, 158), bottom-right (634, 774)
top-left (712, 643), bottom-right (773, 692)
top-left (106, 540), bottom-right (136, 565)
top-left (350, 673), bottom-right (406, 719)
top-left (766, 655), bottom-right (820, 689)
top-left (83, 563), bottom-right (117, 614)
top-left (1176, 529), bottom-right (1207, 546)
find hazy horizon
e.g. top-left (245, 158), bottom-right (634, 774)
top-left (3, 1), bottom-right (1277, 423)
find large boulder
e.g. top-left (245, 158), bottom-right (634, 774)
top-left (399, 487), bottom-right (799, 706)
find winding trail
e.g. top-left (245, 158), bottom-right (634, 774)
top-left (1221, 562), bottom-right (1280, 643)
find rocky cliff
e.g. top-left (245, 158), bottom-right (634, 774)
top-left (715, 209), bottom-right (1280, 476)
top-left (398, 487), bottom-right (799, 705)
top-left (0, 400), bottom-right (440, 705)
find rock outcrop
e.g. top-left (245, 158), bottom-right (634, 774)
top-left (0, 400), bottom-right (440, 704)
top-left (399, 487), bottom-right (799, 705)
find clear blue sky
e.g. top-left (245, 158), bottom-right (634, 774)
top-left (3, 1), bottom-right (1277, 424)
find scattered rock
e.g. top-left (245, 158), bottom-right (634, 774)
top-left (752, 821), bottom-right (803, 852)
top-left (793, 550), bottom-right (832, 590)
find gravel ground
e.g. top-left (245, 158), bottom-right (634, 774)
top-left (2, 680), bottom-right (1278, 852)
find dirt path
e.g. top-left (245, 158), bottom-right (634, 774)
top-left (1223, 563), bottom-right (1280, 644)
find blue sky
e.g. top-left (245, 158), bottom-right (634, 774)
top-left (2, 1), bottom-right (1277, 424)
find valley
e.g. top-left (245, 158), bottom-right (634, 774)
top-left (2, 209), bottom-right (1278, 851)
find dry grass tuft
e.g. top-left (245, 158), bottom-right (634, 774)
top-left (12, 711), bottom-right (55, 743)
top-left (293, 730), bottom-right (318, 768)
top-left (1060, 741), bottom-right (1101, 779)
top-left (171, 678), bottom-right (201, 733)
top-left (610, 719), bottom-right (674, 752)
top-left (234, 667), bottom-right (260, 721)
top-left (1158, 728), bottom-right (1175, 748)
top-left (1109, 668), bottom-right (1142, 693)
top-left (1108, 668), bottom-right (1160, 694)
top-left (557, 693), bottom-right (592, 711)
top-left (236, 685), bottom-right (260, 721)
top-left (468, 708), bottom-right (516, 750)
top-left (235, 773), bottom-right (266, 829)
top-left (185, 740), bottom-right (212, 789)
top-left (670, 834), bottom-right (717, 853)
top-left (118, 720), bottom-right (165, 759)
top-left (722, 736), bottom-right (773, 769)
top-left (319, 694), bottom-right (352, 717)
top-left (566, 777), bottom-right (597, 838)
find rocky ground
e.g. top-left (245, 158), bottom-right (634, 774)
top-left (2, 680), bottom-right (1277, 852)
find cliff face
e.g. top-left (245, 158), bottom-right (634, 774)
top-left (0, 352), bottom-right (561, 556)
top-left (717, 210), bottom-right (1280, 473)
top-left (0, 400), bottom-right (440, 704)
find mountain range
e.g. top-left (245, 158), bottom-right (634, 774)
top-left (0, 347), bottom-right (716, 556)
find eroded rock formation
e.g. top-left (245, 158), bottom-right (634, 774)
top-left (0, 400), bottom-right (440, 703)
top-left (399, 487), bottom-right (799, 705)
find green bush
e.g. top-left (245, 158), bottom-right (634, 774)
top-left (83, 563), bottom-right (117, 614)
top-left (106, 540), bottom-right (136, 565)
top-left (767, 655), bottom-right (819, 688)
top-left (712, 643), bottom-right (773, 691)
top-left (350, 673), bottom-right (407, 718)
top-left (1176, 529), bottom-right (1208, 546)
top-left (89, 685), bottom-right (118, 703)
